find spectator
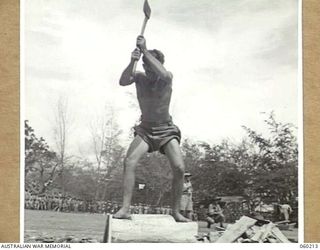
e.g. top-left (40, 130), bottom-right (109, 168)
top-left (180, 173), bottom-right (193, 220)
top-left (207, 198), bottom-right (225, 228)
top-left (279, 204), bottom-right (292, 221)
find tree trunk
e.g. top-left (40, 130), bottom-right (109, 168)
top-left (102, 183), bottom-right (108, 201)
top-left (156, 190), bottom-right (162, 206)
top-left (38, 167), bottom-right (45, 194)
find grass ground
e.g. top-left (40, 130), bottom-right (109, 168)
top-left (24, 210), bottom-right (298, 243)
top-left (25, 210), bottom-right (105, 242)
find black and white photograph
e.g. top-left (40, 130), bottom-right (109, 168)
top-left (23, 0), bottom-right (301, 243)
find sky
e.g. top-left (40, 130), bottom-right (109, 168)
top-left (24, 0), bottom-right (300, 158)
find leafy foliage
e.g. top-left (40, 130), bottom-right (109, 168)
top-left (134, 152), bottom-right (172, 205)
top-left (25, 112), bottom-right (298, 208)
top-left (241, 112), bottom-right (298, 202)
top-left (25, 120), bottom-right (58, 193)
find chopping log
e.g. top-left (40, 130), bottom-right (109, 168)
top-left (103, 214), bottom-right (198, 243)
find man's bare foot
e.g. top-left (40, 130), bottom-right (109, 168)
top-left (172, 212), bottom-right (191, 222)
top-left (113, 208), bottom-right (132, 219)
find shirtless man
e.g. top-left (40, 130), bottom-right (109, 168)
top-left (113, 35), bottom-right (189, 222)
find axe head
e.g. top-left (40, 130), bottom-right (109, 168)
top-left (143, 0), bottom-right (151, 19)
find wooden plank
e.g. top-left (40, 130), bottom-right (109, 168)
top-left (209, 231), bottom-right (224, 243)
top-left (245, 225), bottom-right (260, 240)
top-left (260, 222), bottom-right (275, 242)
top-left (216, 216), bottom-right (257, 243)
top-left (268, 238), bottom-right (279, 243)
top-left (250, 223), bottom-right (276, 243)
top-left (111, 215), bottom-right (198, 243)
top-left (250, 225), bottom-right (266, 242)
top-left (271, 227), bottom-right (291, 243)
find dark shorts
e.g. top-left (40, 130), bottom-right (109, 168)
top-left (134, 120), bottom-right (181, 154)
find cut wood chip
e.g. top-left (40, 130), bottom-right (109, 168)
top-left (215, 216), bottom-right (257, 243)
top-left (212, 216), bottom-right (291, 243)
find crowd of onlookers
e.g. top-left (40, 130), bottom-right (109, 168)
top-left (24, 191), bottom-right (173, 215)
top-left (25, 191), bottom-right (297, 225)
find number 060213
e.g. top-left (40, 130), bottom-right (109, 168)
top-left (300, 244), bottom-right (319, 248)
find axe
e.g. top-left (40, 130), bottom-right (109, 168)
top-left (132, 0), bottom-right (151, 74)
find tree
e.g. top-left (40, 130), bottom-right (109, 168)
top-left (242, 112), bottom-right (298, 202)
top-left (58, 159), bottom-right (97, 200)
top-left (181, 139), bottom-right (203, 172)
top-left (52, 96), bottom-right (73, 194)
top-left (89, 105), bottom-right (113, 199)
top-left (25, 120), bottom-right (58, 194)
top-left (134, 152), bottom-right (173, 206)
top-left (177, 112), bottom-right (298, 206)
top-left (92, 106), bottom-right (125, 201)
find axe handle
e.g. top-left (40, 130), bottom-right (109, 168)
top-left (132, 17), bottom-right (149, 74)
top-left (133, 60), bottom-right (138, 73)
top-left (140, 17), bottom-right (149, 36)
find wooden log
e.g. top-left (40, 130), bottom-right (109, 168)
top-left (110, 215), bottom-right (198, 243)
top-left (271, 227), bottom-right (291, 243)
top-left (216, 216), bottom-right (257, 243)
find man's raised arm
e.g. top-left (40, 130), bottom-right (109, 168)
top-left (137, 36), bottom-right (173, 83)
top-left (119, 48), bottom-right (141, 86)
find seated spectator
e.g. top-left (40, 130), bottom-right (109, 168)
top-left (207, 198), bottom-right (225, 228)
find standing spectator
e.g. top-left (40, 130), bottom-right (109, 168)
top-left (47, 196), bottom-right (53, 210)
top-left (165, 206), bottom-right (171, 215)
top-left (180, 173), bottom-right (193, 220)
top-left (33, 196), bottom-right (40, 210)
top-left (279, 204), bottom-right (292, 221)
top-left (62, 198), bottom-right (68, 212)
top-left (75, 199), bottom-right (80, 213)
top-left (143, 204), bottom-right (149, 214)
top-left (155, 206), bottom-right (161, 214)
top-left (160, 206), bottom-right (165, 214)
top-left (39, 195), bottom-right (47, 210)
top-left (138, 204), bottom-right (143, 214)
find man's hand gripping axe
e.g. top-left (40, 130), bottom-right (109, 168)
top-left (132, 0), bottom-right (151, 74)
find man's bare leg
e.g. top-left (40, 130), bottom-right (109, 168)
top-left (186, 211), bottom-right (193, 220)
top-left (163, 139), bottom-right (191, 222)
top-left (113, 135), bottom-right (149, 219)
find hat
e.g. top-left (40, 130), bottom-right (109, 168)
top-left (184, 172), bottom-right (192, 177)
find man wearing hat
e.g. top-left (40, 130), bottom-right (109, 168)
top-left (180, 172), bottom-right (193, 220)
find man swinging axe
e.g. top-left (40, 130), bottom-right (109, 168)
top-left (114, 0), bottom-right (190, 222)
